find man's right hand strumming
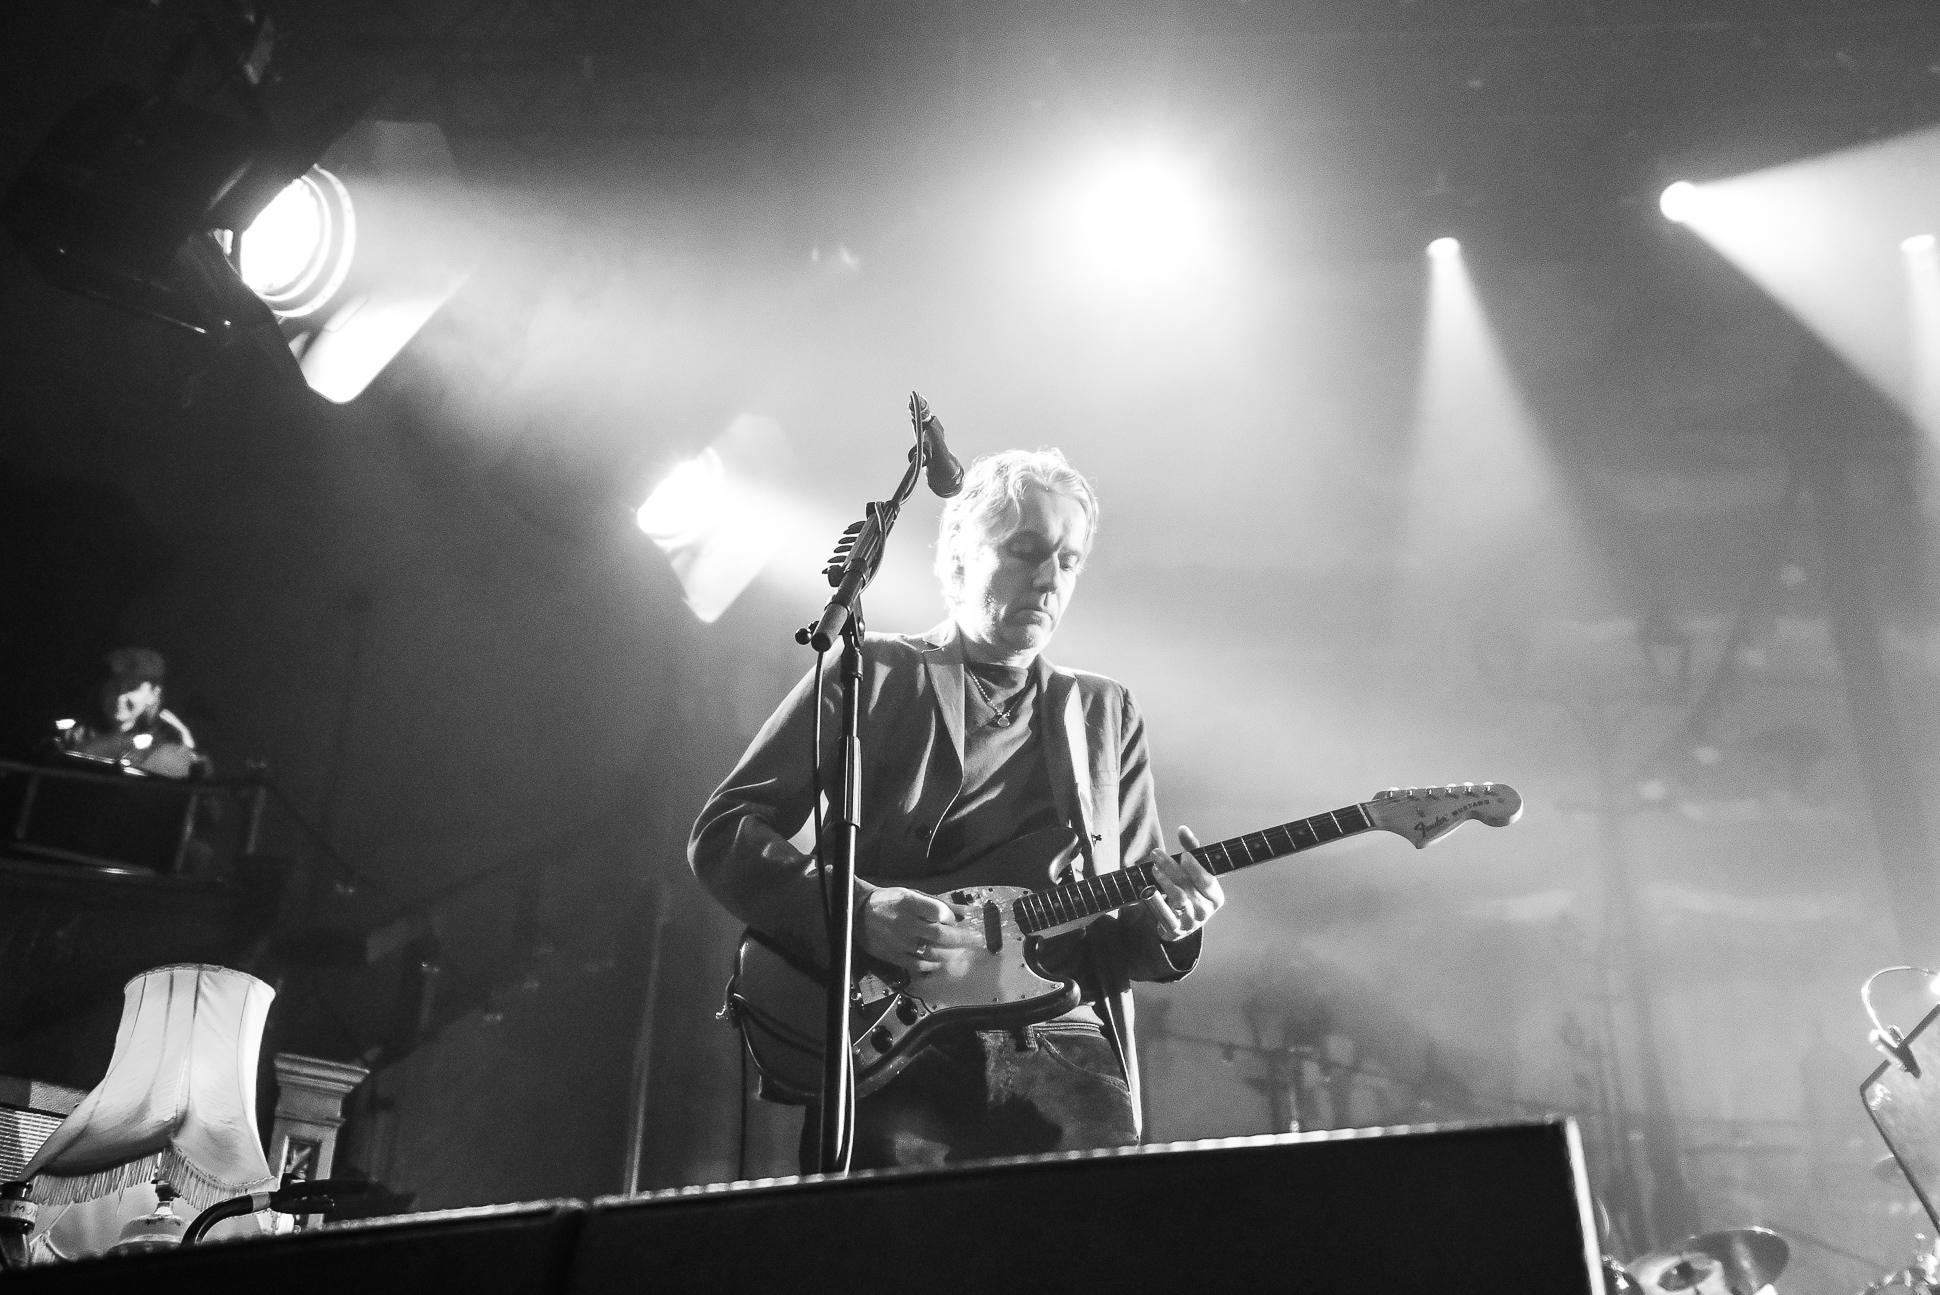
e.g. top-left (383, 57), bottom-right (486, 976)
top-left (860, 886), bottom-right (981, 974)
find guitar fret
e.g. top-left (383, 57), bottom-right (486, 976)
top-left (1012, 801), bottom-right (1385, 936)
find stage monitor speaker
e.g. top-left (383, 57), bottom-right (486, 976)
top-left (4, 1198), bottom-right (585, 1295)
top-left (4, 1119), bottom-right (1601, 1294)
top-left (577, 1118), bottom-right (1604, 1294)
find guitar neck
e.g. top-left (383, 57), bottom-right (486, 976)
top-left (1013, 802), bottom-right (1376, 936)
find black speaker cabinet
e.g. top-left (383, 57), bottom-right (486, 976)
top-left (4, 1119), bottom-right (1602, 1294)
top-left (578, 1119), bottom-right (1604, 1294)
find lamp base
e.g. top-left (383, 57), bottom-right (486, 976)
top-left (107, 1180), bottom-right (184, 1256)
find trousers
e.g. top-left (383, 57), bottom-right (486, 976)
top-left (798, 1021), bottom-right (1140, 1173)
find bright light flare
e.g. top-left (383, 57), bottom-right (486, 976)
top-left (1427, 237), bottom-right (1461, 259)
top-left (240, 181), bottom-right (322, 293)
top-left (1056, 147), bottom-right (1218, 288)
top-left (636, 418), bottom-right (795, 623)
top-left (1668, 124), bottom-right (1940, 430)
top-left (1659, 181), bottom-right (1701, 224)
top-left (636, 450), bottom-right (728, 547)
top-left (239, 167), bottom-right (355, 316)
top-left (1401, 225), bottom-right (1597, 601)
top-left (1905, 232), bottom-right (1940, 437)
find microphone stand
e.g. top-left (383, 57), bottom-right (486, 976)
top-left (796, 393), bottom-right (932, 1174)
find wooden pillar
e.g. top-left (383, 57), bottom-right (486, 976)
top-left (269, 1054), bottom-right (369, 1200)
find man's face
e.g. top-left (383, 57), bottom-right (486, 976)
top-left (110, 682), bottom-right (162, 731)
top-left (953, 485), bottom-right (1090, 665)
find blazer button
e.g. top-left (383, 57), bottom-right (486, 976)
top-left (915, 824), bottom-right (933, 839)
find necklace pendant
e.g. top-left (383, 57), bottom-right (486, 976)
top-left (992, 711), bottom-right (1012, 727)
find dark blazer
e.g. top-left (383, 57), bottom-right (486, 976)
top-left (689, 621), bottom-right (1199, 1125)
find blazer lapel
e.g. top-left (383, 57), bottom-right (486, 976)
top-left (920, 623), bottom-right (966, 773)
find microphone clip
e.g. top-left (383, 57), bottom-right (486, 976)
top-left (1873, 1025), bottom-right (1922, 1077)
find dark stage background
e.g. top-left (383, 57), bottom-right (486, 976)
top-left (4, 1), bottom-right (1940, 1284)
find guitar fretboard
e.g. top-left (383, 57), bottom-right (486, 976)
top-left (1013, 802), bottom-right (1375, 936)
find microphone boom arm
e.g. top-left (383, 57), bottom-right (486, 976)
top-left (798, 391), bottom-right (933, 652)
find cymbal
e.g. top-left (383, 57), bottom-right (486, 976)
top-left (1631, 1250), bottom-right (1721, 1293)
top-left (1682, 1227), bottom-right (1789, 1295)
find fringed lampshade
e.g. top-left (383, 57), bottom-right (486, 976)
top-left (22, 965), bottom-right (279, 1212)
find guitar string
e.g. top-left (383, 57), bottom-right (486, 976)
top-left (1014, 804), bottom-right (1378, 934)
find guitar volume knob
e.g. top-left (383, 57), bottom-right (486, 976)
top-left (868, 1025), bottom-right (894, 1053)
top-left (895, 998), bottom-right (920, 1025)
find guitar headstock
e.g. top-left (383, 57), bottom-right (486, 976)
top-left (1366, 783), bottom-right (1523, 849)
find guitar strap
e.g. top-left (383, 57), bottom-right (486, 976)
top-left (1053, 670), bottom-right (1139, 1101)
top-left (1058, 678), bottom-right (1099, 879)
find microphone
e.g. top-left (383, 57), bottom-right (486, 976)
top-left (912, 393), bottom-right (964, 498)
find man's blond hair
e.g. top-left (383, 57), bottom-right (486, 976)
top-left (934, 448), bottom-right (1099, 608)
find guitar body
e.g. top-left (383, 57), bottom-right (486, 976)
top-left (730, 829), bottom-right (1090, 1102)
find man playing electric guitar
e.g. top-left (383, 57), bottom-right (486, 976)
top-left (690, 446), bottom-right (1223, 1170)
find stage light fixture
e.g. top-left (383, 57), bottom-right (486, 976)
top-left (1427, 237), bottom-right (1462, 259)
top-left (267, 121), bottom-right (475, 403)
top-left (4, 70), bottom-right (366, 389)
top-left (636, 450), bottom-right (728, 547)
top-left (4, 18), bottom-right (467, 404)
top-left (238, 167), bottom-right (355, 313)
top-left (1903, 233), bottom-right (1936, 256)
top-left (636, 418), bottom-right (794, 624)
top-left (1659, 181), bottom-right (1700, 224)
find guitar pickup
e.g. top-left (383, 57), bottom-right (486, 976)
top-left (982, 902), bottom-right (1002, 953)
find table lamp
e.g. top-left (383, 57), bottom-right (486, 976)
top-left (21, 965), bottom-right (280, 1220)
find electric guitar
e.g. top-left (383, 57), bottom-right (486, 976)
top-left (726, 782), bottom-right (1523, 1103)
